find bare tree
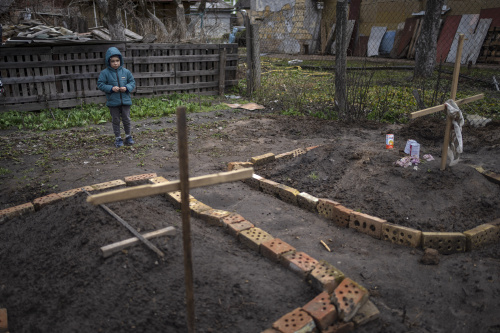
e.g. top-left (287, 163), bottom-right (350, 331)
top-left (174, 0), bottom-right (187, 40)
top-left (95, 0), bottom-right (126, 40)
top-left (414, 0), bottom-right (446, 79)
top-left (335, 0), bottom-right (349, 116)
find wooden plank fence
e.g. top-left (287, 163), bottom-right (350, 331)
top-left (0, 42), bottom-right (239, 112)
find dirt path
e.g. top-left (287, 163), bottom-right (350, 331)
top-left (0, 108), bottom-right (499, 332)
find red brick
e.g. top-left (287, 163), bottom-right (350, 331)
top-left (227, 220), bottom-right (254, 238)
top-left (58, 186), bottom-right (94, 199)
top-left (260, 329), bottom-right (280, 333)
top-left (91, 179), bottom-right (126, 191)
top-left (331, 278), bottom-right (369, 322)
top-left (317, 199), bottom-right (341, 219)
top-left (306, 145), bottom-right (321, 151)
top-left (260, 238), bottom-right (296, 263)
top-left (349, 211), bottom-right (387, 239)
top-left (239, 227), bottom-right (274, 252)
top-left (221, 213), bottom-right (246, 227)
top-left (124, 173), bottom-right (157, 186)
top-left (0, 308), bottom-right (7, 333)
top-left (309, 260), bottom-right (345, 294)
top-left (227, 161), bottom-right (253, 171)
top-left (272, 307), bottom-right (317, 333)
top-left (302, 291), bottom-right (337, 330)
top-left (323, 321), bottom-right (355, 333)
top-left (282, 251), bottom-right (319, 279)
top-left (352, 300), bottom-right (380, 327)
top-left (33, 193), bottom-right (63, 210)
top-left (331, 205), bottom-right (353, 228)
top-left (0, 202), bottom-right (35, 223)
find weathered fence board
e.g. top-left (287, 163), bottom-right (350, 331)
top-left (0, 42), bottom-right (238, 112)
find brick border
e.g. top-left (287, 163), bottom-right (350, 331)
top-left (228, 147), bottom-right (500, 255)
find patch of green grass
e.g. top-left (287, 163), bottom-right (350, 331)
top-left (0, 167), bottom-right (11, 176)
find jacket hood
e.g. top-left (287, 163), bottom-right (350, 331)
top-left (105, 47), bottom-right (123, 69)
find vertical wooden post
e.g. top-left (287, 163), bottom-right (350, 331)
top-left (218, 47), bottom-right (227, 96)
top-left (440, 34), bottom-right (464, 171)
top-left (176, 106), bottom-right (196, 333)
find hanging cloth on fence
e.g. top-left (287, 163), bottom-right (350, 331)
top-left (444, 99), bottom-right (464, 166)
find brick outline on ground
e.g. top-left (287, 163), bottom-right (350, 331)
top-left (230, 146), bottom-right (500, 254)
top-left (0, 171), bottom-right (379, 331)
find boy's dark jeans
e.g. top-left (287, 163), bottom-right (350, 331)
top-left (109, 105), bottom-right (131, 138)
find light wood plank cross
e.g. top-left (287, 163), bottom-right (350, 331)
top-left (410, 34), bottom-right (484, 170)
top-left (87, 107), bottom-right (253, 333)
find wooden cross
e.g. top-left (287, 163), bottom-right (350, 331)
top-left (87, 107), bottom-right (253, 333)
top-left (410, 34), bottom-right (484, 170)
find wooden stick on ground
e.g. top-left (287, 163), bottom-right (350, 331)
top-left (83, 189), bottom-right (165, 258)
top-left (441, 34), bottom-right (465, 171)
top-left (320, 240), bottom-right (332, 252)
top-left (101, 227), bottom-right (176, 258)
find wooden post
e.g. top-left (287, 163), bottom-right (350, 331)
top-left (218, 47), bottom-right (226, 96)
top-left (440, 34), bottom-right (464, 171)
top-left (177, 106), bottom-right (195, 333)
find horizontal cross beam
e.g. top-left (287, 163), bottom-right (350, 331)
top-left (410, 93), bottom-right (484, 119)
top-left (87, 167), bottom-right (254, 205)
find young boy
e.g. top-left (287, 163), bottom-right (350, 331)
top-left (97, 47), bottom-right (136, 147)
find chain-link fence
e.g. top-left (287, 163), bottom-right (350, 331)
top-left (238, 0), bottom-right (500, 126)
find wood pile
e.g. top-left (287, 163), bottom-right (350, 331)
top-left (2, 19), bottom-right (93, 43)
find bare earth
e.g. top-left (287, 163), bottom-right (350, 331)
top-left (0, 105), bottom-right (499, 333)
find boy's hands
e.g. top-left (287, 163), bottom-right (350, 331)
top-left (112, 86), bottom-right (127, 92)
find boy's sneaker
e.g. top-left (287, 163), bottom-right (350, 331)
top-left (115, 137), bottom-right (124, 148)
top-left (124, 136), bottom-right (135, 146)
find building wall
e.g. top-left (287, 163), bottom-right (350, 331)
top-left (252, 0), bottom-right (322, 54)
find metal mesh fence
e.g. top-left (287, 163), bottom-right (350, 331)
top-left (240, 0), bottom-right (500, 127)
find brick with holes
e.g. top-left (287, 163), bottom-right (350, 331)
top-left (0, 202), bottom-right (34, 224)
top-left (260, 238), bottom-right (296, 263)
top-left (33, 193), bottom-right (63, 211)
top-left (221, 213), bottom-right (246, 227)
top-left (259, 178), bottom-right (280, 197)
top-left (464, 224), bottom-right (499, 251)
top-left (165, 191), bottom-right (195, 210)
top-left (272, 307), bottom-right (317, 333)
top-left (239, 227), bottom-right (274, 252)
top-left (382, 223), bottom-right (422, 248)
top-left (309, 260), bottom-right (345, 294)
top-left (277, 184), bottom-right (300, 205)
top-left (58, 186), bottom-right (94, 199)
top-left (282, 251), bottom-right (319, 279)
top-left (189, 199), bottom-right (212, 218)
top-left (349, 211), bottom-right (387, 239)
top-left (244, 173), bottom-right (263, 190)
top-left (352, 300), bottom-right (380, 327)
top-left (317, 198), bottom-right (341, 219)
top-left (227, 220), bottom-right (254, 238)
top-left (124, 173), bottom-right (157, 186)
top-left (331, 205), bottom-right (353, 228)
top-left (422, 232), bottom-right (466, 254)
top-left (331, 278), bottom-right (369, 322)
top-left (302, 291), bottom-right (338, 330)
top-left (91, 179), bottom-right (126, 191)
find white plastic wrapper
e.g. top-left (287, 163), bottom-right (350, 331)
top-left (444, 99), bottom-right (464, 166)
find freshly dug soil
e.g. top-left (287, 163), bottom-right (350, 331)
top-left (1, 107), bottom-right (499, 333)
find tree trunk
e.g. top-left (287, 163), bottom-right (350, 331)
top-left (174, 0), bottom-right (188, 40)
top-left (95, 0), bottom-right (126, 41)
top-left (414, 0), bottom-right (445, 79)
top-left (335, 0), bottom-right (349, 118)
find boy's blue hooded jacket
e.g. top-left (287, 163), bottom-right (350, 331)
top-left (97, 47), bottom-right (136, 107)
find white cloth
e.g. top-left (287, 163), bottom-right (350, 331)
top-left (444, 99), bottom-right (464, 166)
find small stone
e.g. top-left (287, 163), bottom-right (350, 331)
top-left (419, 248), bottom-right (439, 265)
